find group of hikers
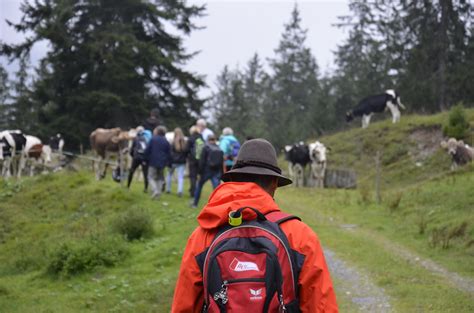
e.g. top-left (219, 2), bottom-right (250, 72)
top-left (128, 109), bottom-right (338, 312)
top-left (127, 109), bottom-right (241, 208)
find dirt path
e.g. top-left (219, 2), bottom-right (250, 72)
top-left (324, 248), bottom-right (392, 312)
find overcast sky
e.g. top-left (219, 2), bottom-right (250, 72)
top-left (0, 0), bottom-right (350, 95)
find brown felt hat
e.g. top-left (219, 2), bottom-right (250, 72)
top-left (221, 138), bottom-right (292, 187)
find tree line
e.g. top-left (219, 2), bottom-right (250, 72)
top-left (1, 0), bottom-right (473, 150)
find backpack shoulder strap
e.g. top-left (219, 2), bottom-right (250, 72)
top-left (265, 210), bottom-right (301, 225)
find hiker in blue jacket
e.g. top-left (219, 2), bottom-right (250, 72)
top-left (219, 127), bottom-right (240, 172)
top-left (145, 126), bottom-right (171, 199)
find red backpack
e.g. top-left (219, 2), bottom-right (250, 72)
top-left (196, 207), bottom-right (304, 313)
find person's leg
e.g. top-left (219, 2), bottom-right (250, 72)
top-left (127, 158), bottom-right (140, 188)
top-left (177, 164), bottom-right (185, 196)
top-left (142, 162), bottom-right (149, 192)
top-left (148, 166), bottom-right (158, 198)
top-left (193, 172), bottom-right (209, 207)
top-left (210, 171), bottom-right (221, 189)
top-left (155, 167), bottom-right (165, 199)
top-left (189, 161), bottom-right (198, 197)
top-left (166, 165), bottom-right (175, 193)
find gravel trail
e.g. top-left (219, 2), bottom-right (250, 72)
top-left (324, 248), bottom-right (392, 312)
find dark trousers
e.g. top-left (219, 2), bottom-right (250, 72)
top-left (193, 170), bottom-right (221, 206)
top-left (127, 158), bottom-right (149, 191)
top-left (188, 159), bottom-right (199, 197)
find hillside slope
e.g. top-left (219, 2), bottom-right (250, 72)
top-left (0, 110), bottom-right (473, 312)
top-left (318, 109), bottom-right (474, 188)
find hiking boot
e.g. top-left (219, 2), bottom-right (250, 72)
top-left (178, 192), bottom-right (183, 198)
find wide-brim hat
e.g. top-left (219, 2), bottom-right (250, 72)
top-left (221, 138), bottom-right (292, 187)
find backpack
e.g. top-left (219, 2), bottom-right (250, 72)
top-left (207, 144), bottom-right (224, 170)
top-left (197, 207), bottom-right (303, 313)
top-left (134, 135), bottom-right (148, 158)
top-left (229, 140), bottom-right (240, 160)
top-left (194, 137), bottom-right (205, 160)
top-left (142, 130), bottom-right (152, 143)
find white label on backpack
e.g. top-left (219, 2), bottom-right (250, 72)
top-left (249, 288), bottom-right (263, 301)
top-left (229, 257), bottom-right (260, 272)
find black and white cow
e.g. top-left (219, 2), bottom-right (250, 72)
top-left (346, 89), bottom-right (406, 128)
top-left (49, 133), bottom-right (65, 154)
top-left (308, 141), bottom-right (329, 188)
top-left (0, 130), bottom-right (27, 178)
top-left (18, 135), bottom-right (53, 177)
top-left (284, 142), bottom-right (310, 187)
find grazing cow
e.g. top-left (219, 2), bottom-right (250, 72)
top-left (440, 138), bottom-right (474, 170)
top-left (0, 130), bottom-right (27, 178)
top-left (18, 135), bottom-right (53, 177)
top-left (284, 142), bottom-right (310, 187)
top-left (346, 89), bottom-right (406, 128)
top-left (308, 141), bottom-right (329, 188)
top-left (90, 128), bottom-right (135, 180)
top-left (49, 133), bottom-right (65, 154)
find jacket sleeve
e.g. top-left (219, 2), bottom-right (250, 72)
top-left (171, 228), bottom-right (208, 313)
top-left (282, 221), bottom-right (338, 313)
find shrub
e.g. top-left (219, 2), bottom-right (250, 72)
top-left (358, 185), bottom-right (372, 204)
top-left (387, 192), bottom-right (403, 213)
top-left (443, 103), bottom-right (470, 140)
top-left (429, 222), bottom-right (468, 249)
top-left (112, 208), bottom-right (154, 241)
top-left (47, 236), bottom-right (128, 277)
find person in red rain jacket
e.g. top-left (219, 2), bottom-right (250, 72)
top-left (171, 138), bottom-right (338, 312)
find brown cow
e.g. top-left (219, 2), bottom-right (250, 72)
top-left (90, 128), bottom-right (136, 180)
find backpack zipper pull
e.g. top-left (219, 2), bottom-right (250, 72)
top-left (213, 281), bottom-right (228, 305)
top-left (279, 294), bottom-right (287, 312)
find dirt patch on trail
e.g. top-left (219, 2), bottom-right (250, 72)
top-left (408, 125), bottom-right (444, 162)
top-left (324, 249), bottom-right (392, 312)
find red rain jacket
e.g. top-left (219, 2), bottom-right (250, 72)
top-left (171, 182), bottom-right (338, 312)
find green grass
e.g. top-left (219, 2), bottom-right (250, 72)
top-left (1, 110), bottom-right (473, 312)
top-left (0, 171), bottom-right (203, 312)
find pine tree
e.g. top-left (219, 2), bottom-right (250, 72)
top-left (1, 0), bottom-right (205, 148)
top-left (267, 5), bottom-right (320, 149)
top-left (399, 0), bottom-right (471, 111)
top-left (0, 63), bottom-right (11, 129)
top-left (10, 57), bottom-right (36, 133)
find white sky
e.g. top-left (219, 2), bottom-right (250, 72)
top-left (0, 0), bottom-right (350, 96)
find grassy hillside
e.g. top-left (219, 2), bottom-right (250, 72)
top-left (0, 110), bottom-right (473, 312)
top-left (318, 109), bottom-right (474, 188)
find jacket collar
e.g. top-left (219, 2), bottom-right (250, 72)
top-left (197, 182), bottom-right (280, 230)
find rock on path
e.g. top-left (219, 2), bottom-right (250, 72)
top-left (324, 249), bottom-right (392, 312)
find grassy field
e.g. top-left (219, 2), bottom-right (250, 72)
top-left (1, 110), bottom-right (473, 312)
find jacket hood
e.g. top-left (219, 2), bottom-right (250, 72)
top-left (197, 182), bottom-right (280, 230)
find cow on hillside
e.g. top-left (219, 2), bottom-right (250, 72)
top-left (440, 138), bottom-right (474, 170)
top-left (49, 133), bottom-right (65, 154)
top-left (90, 128), bottom-right (136, 180)
top-left (308, 141), bottom-right (329, 188)
top-left (0, 130), bottom-right (27, 178)
top-left (18, 135), bottom-right (53, 177)
top-left (284, 142), bottom-right (310, 187)
top-left (346, 89), bottom-right (406, 128)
